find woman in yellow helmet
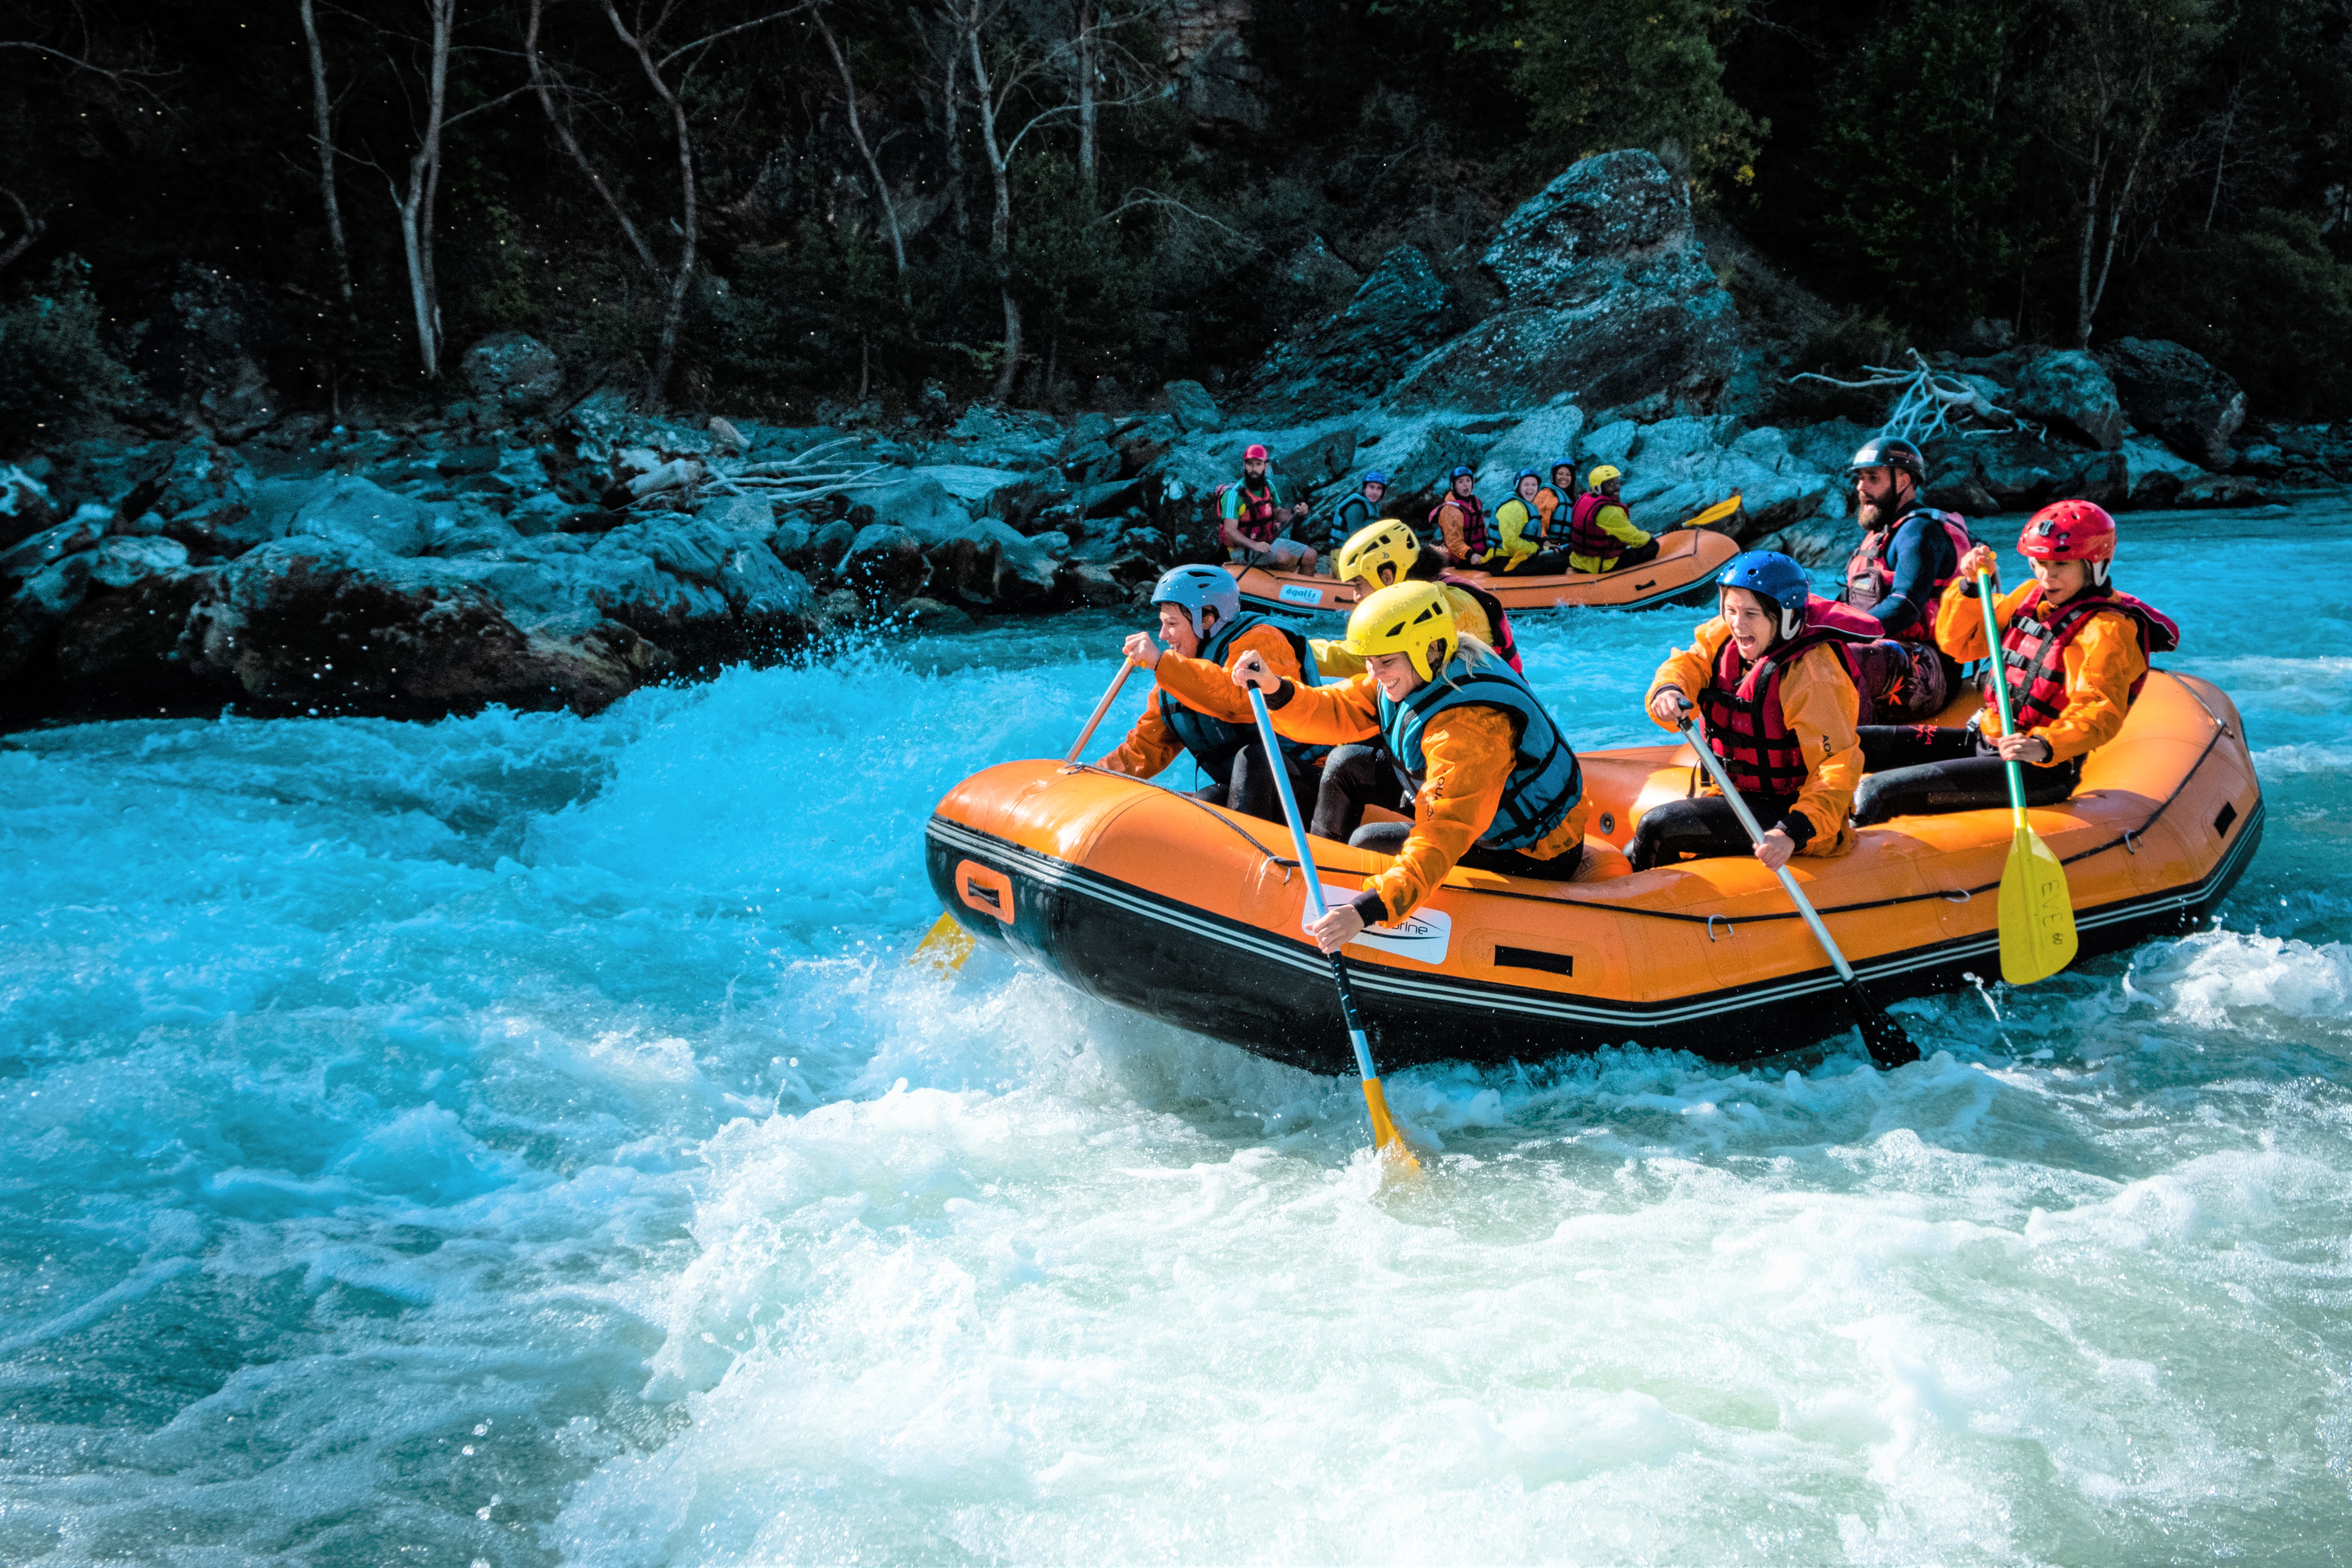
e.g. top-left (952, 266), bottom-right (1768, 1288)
top-left (1232, 581), bottom-right (1588, 952)
top-left (1316, 518), bottom-right (1520, 676)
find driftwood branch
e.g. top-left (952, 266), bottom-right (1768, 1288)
top-left (1790, 348), bottom-right (2039, 446)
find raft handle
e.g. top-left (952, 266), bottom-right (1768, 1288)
top-left (1945, 889), bottom-right (1971, 904)
top-left (2123, 829), bottom-right (2141, 855)
top-left (1707, 915), bottom-right (1734, 942)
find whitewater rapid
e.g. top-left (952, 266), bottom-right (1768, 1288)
top-left (2, 504), bottom-right (2348, 1564)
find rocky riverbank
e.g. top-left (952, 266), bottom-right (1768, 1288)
top-left (4, 149), bottom-right (2344, 730)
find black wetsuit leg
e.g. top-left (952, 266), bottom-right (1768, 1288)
top-left (1606, 538), bottom-right (1662, 573)
top-left (1225, 740), bottom-right (1323, 826)
top-left (1347, 821), bottom-right (1585, 883)
top-left (1502, 548), bottom-right (1572, 575)
top-left (1310, 744), bottom-right (1406, 840)
top-left (1625, 793), bottom-right (1799, 872)
top-left (1852, 725), bottom-right (2082, 825)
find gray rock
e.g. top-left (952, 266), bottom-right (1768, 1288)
top-left (0, 505), bottom-right (110, 588)
top-left (1387, 150), bottom-right (1741, 413)
top-left (1949, 318), bottom-right (2017, 355)
top-left (812, 518), bottom-right (857, 571)
top-left (716, 540), bottom-right (816, 621)
top-left (1275, 427), bottom-right (1359, 494)
top-left (1252, 247), bottom-right (1459, 414)
top-left (2, 554), bottom-right (94, 679)
top-left (132, 263), bottom-right (283, 440)
top-left (1925, 431), bottom-right (2127, 514)
top-left (1749, 513), bottom-right (1848, 567)
top-left (602, 519), bottom-right (734, 584)
top-left (282, 476), bottom-right (437, 557)
top-left (87, 535), bottom-right (192, 588)
top-left (842, 521), bottom-right (931, 599)
top-left (1, 463), bottom-right (59, 551)
top-left (1161, 379), bottom-right (1222, 433)
top-left (461, 332), bottom-right (564, 417)
top-left (2098, 338), bottom-right (2247, 470)
top-left (2011, 350), bottom-right (2125, 450)
top-left (892, 597), bottom-right (976, 634)
top-left (1472, 405), bottom-right (1588, 498)
top-left (695, 493), bottom-right (776, 534)
top-left (154, 439), bottom-right (257, 520)
top-left (864, 475), bottom-right (975, 540)
top-left (769, 521), bottom-right (815, 569)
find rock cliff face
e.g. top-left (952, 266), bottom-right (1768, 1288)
top-left (1254, 150), bottom-right (1742, 419)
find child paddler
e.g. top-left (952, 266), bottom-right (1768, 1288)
top-left (1851, 500), bottom-right (2180, 824)
top-left (1633, 551), bottom-right (1874, 872)
top-left (1100, 566), bottom-right (1325, 825)
top-left (1232, 581), bottom-right (1588, 954)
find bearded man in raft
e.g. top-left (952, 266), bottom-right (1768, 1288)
top-left (1231, 581), bottom-right (1589, 955)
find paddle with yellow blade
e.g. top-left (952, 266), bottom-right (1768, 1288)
top-left (1674, 493), bottom-right (1744, 532)
top-left (1976, 570), bottom-right (2080, 984)
top-left (906, 659), bottom-right (1139, 974)
top-left (1245, 683), bottom-right (1418, 1169)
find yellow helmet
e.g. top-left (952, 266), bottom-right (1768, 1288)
top-left (1587, 464), bottom-right (1624, 490)
top-left (1335, 518), bottom-right (1421, 589)
top-left (1341, 580), bottom-right (1457, 682)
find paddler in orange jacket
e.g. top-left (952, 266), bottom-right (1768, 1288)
top-left (1101, 565), bottom-right (1326, 824)
top-left (1632, 551), bottom-right (1869, 873)
top-left (1232, 581), bottom-right (1589, 953)
top-left (1852, 500), bottom-right (2180, 824)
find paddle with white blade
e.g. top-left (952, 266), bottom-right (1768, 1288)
top-left (1975, 570), bottom-right (2080, 984)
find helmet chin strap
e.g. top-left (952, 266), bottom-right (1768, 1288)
top-left (1780, 604), bottom-right (1806, 641)
top-left (2091, 560), bottom-right (2111, 588)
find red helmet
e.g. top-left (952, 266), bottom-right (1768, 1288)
top-left (2018, 499), bottom-right (2116, 564)
top-left (1243, 443), bottom-right (1270, 461)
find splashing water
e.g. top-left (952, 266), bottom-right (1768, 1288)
top-left (3, 505), bottom-right (2349, 1564)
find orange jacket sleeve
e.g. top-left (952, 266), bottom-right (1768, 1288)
top-left (1940, 583), bottom-right (2150, 762)
top-left (1646, 617), bottom-right (1731, 728)
top-left (1260, 670), bottom-right (1384, 746)
top-left (1436, 500), bottom-right (1469, 562)
top-left (1149, 622), bottom-right (1304, 722)
top-left (1775, 642), bottom-right (1863, 851)
top-left (1096, 691), bottom-right (1185, 778)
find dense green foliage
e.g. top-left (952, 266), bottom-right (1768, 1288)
top-left (0, 258), bottom-right (142, 451)
top-left (3, 0), bottom-right (2350, 430)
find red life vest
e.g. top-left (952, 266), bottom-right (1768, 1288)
top-left (1696, 597), bottom-right (1878, 797)
top-left (1428, 494), bottom-right (1489, 558)
top-left (1438, 570), bottom-right (1520, 672)
top-left (1843, 508), bottom-right (1974, 637)
top-left (1223, 478), bottom-right (1283, 545)
top-left (1567, 492), bottom-right (1631, 561)
top-left (1985, 584), bottom-right (2181, 735)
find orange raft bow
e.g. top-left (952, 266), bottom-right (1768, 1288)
top-left (1229, 525), bottom-right (1739, 619)
top-left (924, 672), bottom-right (2261, 1071)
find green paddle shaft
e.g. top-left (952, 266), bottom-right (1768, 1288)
top-left (1976, 569), bottom-right (2031, 822)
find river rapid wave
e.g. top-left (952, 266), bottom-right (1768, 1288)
top-left (2, 505), bottom-right (2348, 1564)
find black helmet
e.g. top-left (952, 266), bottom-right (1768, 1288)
top-left (1847, 435), bottom-right (1925, 481)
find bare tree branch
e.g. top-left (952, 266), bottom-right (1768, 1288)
top-left (0, 186), bottom-right (46, 274)
top-left (524, 0), bottom-right (661, 278)
top-left (813, 3), bottom-right (909, 306)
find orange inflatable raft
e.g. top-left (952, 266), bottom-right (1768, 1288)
top-left (1227, 526), bottom-right (1739, 619)
top-left (924, 672), bottom-right (2262, 1070)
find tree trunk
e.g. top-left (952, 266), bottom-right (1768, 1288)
top-left (996, 285), bottom-right (1023, 402)
top-left (606, 1), bottom-right (697, 407)
top-left (1076, 0), bottom-right (1096, 196)
top-left (2073, 140), bottom-right (2102, 351)
top-left (392, 0), bottom-right (454, 380)
top-left (298, 0), bottom-right (355, 315)
top-left (526, 0), bottom-right (661, 278)
top-left (815, 5), bottom-right (910, 306)
top-left (2081, 136), bottom-right (2144, 349)
top-left (967, 2), bottom-right (1021, 400)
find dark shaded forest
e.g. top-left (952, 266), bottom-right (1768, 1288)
top-left (6, 0), bottom-right (2352, 448)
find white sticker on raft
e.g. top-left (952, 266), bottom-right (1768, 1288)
top-left (1278, 583), bottom-right (1325, 605)
top-left (1312, 884), bottom-right (1452, 964)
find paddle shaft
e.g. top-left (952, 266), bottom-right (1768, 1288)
top-left (1063, 660), bottom-right (1137, 766)
top-left (1246, 685), bottom-right (1383, 1084)
top-left (1677, 705), bottom-right (1916, 1065)
top-left (1975, 570), bottom-right (2032, 824)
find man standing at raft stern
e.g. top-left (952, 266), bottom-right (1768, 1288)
top-left (1231, 581), bottom-right (1588, 955)
top-left (1851, 500), bottom-right (2179, 824)
top-left (1840, 435), bottom-right (1974, 702)
top-left (1564, 465), bottom-right (1660, 575)
top-left (1100, 565), bottom-right (1326, 826)
top-left (1218, 444), bottom-right (1318, 573)
top-left (1632, 551), bottom-right (1869, 873)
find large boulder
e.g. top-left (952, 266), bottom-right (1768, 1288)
top-left (284, 476), bottom-right (436, 556)
top-left (2010, 350), bottom-right (2125, 450)
top-left (461, 332), bottom-right (564, 418)
top-left (1385, 151), bottom-right (1742, 414)
top-left (1924, 431), bottom-right (2128, 514)
top-left (1, 463), bottom-right (59, 551)
top-left (2, 554), bottom-right (95, 680)
top-left (130, 263), bottom-right (283, 439)
top-left (1471, 404), bottom-right (1587, 500)
top-left (2098, 338), bottom-right (2246, 469)
top-left (1161, 379), bottom-right (1222, 433)
top-left (1251, 247), bottom-right (1460, 416)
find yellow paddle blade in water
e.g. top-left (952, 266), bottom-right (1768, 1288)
top-left (1998, 823), bottom-right (2080, 985)
top-left (1360, 1078), bottom-right (1420, 1172)
top-left (908, 911), bottom-right (977, 975)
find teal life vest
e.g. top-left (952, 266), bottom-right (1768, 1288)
top-left (1160, 611), bottom-right (1327, 786)
top-left (1375, 640), bottom-right (1582, 851)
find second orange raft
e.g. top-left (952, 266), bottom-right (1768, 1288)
top-left (1227, 526), bottom-right (1740, 619)
top-left (925, 672), bottom-right (2262, 1070)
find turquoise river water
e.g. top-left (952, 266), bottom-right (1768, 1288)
top-left (2, 504), bottom-right (2350, 1565)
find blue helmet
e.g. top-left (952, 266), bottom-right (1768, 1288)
top-left (1362, 470), bottom-right (1390, 488)
top-left (1546, 457), bottom-right (1577, 480)
top-left (1514, 468), bottom-right (1544, 488)
top-left (1151, 563), bottom-right (1241, 641)
top-left (1449, 465), bottom-right (1475, 480)
top-left (1717, 551), bottom-right (1810, 639)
